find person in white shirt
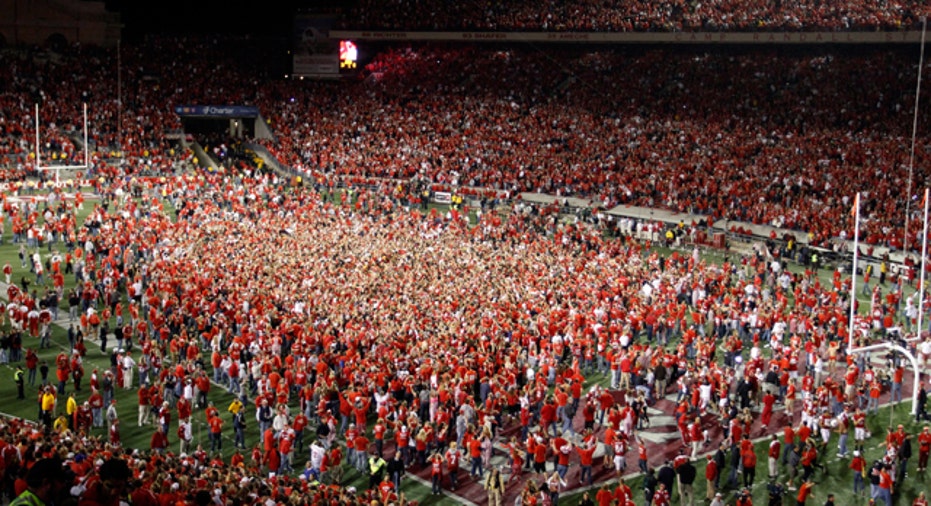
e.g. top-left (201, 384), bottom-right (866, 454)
top-left (920, 337), bottom-right (931, 367)
top-left (273, 406), bottom-right (290, 435)
top-left (710, 492), bottom-right (725, 506)
top-left (905, 295), bottom-right (918, 332)
top-left (179, 419), bottom-right (193, 454)
top-left (219, 355), bottom-right (232, 385)
top-left (309, 439), bottom-right (326, 475)
top-left (699, 381), bottom-right (713, 413)
top-left (374, 389), bottom-right (391, 413)
top-left (121, 352), bottom-right (136, 389)
top-left (183, 379), bottom-right (195, 403)
top-left (106, 400), bottom-right (118, 423)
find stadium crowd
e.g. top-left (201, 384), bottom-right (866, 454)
top-left (3, 40), bottom-right (931, 250)
top-left (341, 0), bottom-right (931, 32)
top-left (2, 31), bottom-right (931, 506)
top-left (266, 45), bottom-right (931, 253)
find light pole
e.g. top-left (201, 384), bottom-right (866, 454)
top-left (903, 16), bottom-right (927, 254)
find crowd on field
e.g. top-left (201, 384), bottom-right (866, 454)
top-left (0, 164), bottom-right (930, 505)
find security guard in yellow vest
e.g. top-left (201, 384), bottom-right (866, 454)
top-left (10, 458), bottom-right (71, 506)
top-left (14, 366), bottom-right (25, 399)
top-left (368, 454), bottom-right (387, 489)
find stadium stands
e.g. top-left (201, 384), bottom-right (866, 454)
top-left (341, 0), bottom-right (931, 32)
top-left (2, 40), bottom-right (931, 250)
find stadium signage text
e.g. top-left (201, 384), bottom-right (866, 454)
top-left (174, 105), bottom-right (260, 118)
top-left (333, 30), bottom-right (925, 44)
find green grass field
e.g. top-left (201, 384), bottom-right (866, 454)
top-left (0, 186), bottom-right (927, 506)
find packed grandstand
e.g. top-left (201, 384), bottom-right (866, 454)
top-left (1, 4), bottom-right (931, 506)
top-left (339, 0), bottom-right (931, 32)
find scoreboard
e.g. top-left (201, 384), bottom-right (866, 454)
top-left (339, 40), bottom-right (358, 69)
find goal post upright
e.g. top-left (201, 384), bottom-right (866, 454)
top-left (84, 101), bottom-right (89, 170)
top-left (846, 190), bottom-right (922, 416)
top-left (34, 103), bottom-right (40, 173)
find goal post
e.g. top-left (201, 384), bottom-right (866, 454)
top-left (34, 102), bottom-right (90, 183)
top-left (848, 341), bottom-right (921, 416)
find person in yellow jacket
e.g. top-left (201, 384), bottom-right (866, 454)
top-left (65, 392), bottom-right (78, 430)
top-left (52, 414), bottom-right (70, 434)
top-left (228, 398), bottom-right (244, 415)
top-left (40, 388), bottom-right (56, 427)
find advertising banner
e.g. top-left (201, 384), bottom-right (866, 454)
top-left (174, 105), bottom-right (260, 118)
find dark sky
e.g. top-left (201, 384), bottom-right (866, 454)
top-left (106, 0), bottom-right (331, 38)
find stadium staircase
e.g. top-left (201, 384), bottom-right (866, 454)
top-left (190, 142), bottom-right (219, 172)
top-left (244, 142), bottom-right (297, 181)
top-left (65, 129), bottom-right (88, 153)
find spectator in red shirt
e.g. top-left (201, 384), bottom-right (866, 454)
top-left (208, 412), bottom-right (224, 453)
top-left (149, 425), bottom-right (168, 454)
top-left (533, 436), bottom-right (548, 474)
top-left (797, 479), bottom-right (815, 505)
top-left (651, 482), bottom-right (670, 506)
top-left (469, 437), bottom-right (483, 479)
top-left (876, 464), bottom-right (893, 506)
top-left (742, 446), bottom-right (757, 489)
top-left (918, 426), bottom-right (931, 472)
top-left (540, 398), bottom-right (557, 437)
top-left (595, 483), bottom-right (614, 506)
top-left (705, 454), bottom-right (719, 499)
top-left (800, 441), bottom-right (819, 483)
top-left (913, 492), bottom-right (928, 506)
top-left (850, 450), bottom-right (867, 496)
top-left (576, 442), bottom-right (596, 486)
